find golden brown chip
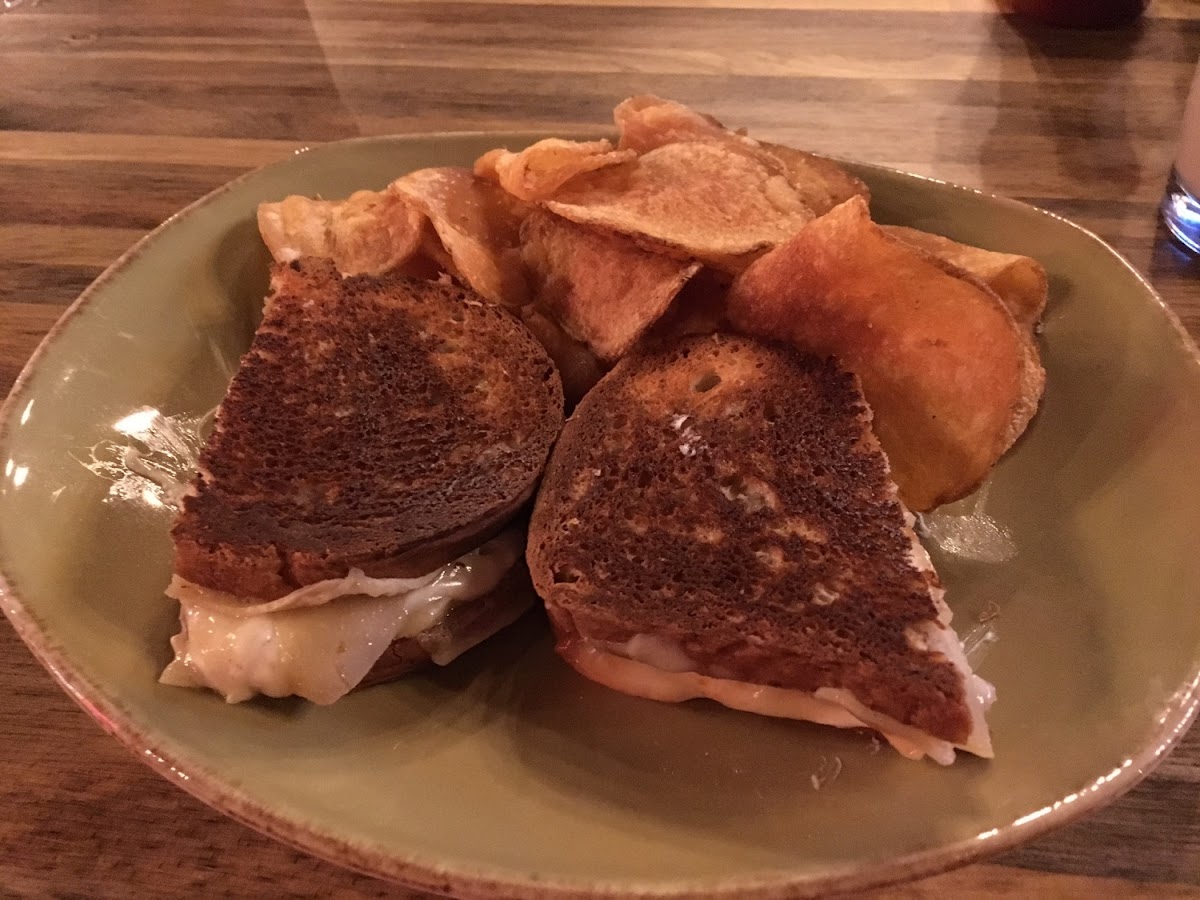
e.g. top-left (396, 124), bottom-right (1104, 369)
top-left (473, 148), bottom-right (506, 181)
top-left (475, 139), bottom-right (636, 203)
top-left (389, 225), bottom-right (450, 281)
top-left (614, 95), bottom-right (730, 153)
top-left (543, 141), bottom-right (816, 266)
top-left (888, 238), bottom-right (1046, 459)
top-left (472, 98), bottom-right (866, 271)
top-left (614, 95), bottom-right (869, 217)
top-left (415, 219), bottom-right (459, 279)
top-left (640, 268), bottom-right (732, 346)
top-left (883, 225), bottom-right (1048, 330)
top-left (389, 168), bottom-right (530, 308)
top-left (726, 196), bottom-right (1043, 511)
top-left (256, 189), bottom-right (424, 276)
top-left (756, 141), bottom-right (871, 218)
top-left (520, 210), bottom-right (699, 363)
top-left (519, 306), bottom-right (606, 410)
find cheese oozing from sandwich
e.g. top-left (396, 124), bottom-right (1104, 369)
top-left (160, 528), bottom-right (524, 704)
top-left (562, 634), bottom-right (994, 765)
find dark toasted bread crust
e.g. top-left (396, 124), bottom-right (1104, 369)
top-left (173, 259), bottom-right (563, 600)
top-left (527, 334), bottom-right (971, 744)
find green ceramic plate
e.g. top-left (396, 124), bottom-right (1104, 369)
top-left (3, 134), bottom-right (1200, 898)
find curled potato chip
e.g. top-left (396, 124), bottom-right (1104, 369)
top-left (414, 220), bottom-right (459, 279)
top-left (473, 148), bottom-right (506, 180)
top-left (256, 190), bottom-right (424, 276)
top-left (520, 209), bottom-right (698, 362)
top-left (614, 95), bottom-right (868, 217)
top-left (475, 139), bottom-right (636, 203)
top-left (727, 196), bottom-right (1044, 511)
top-left (614, 95), bottom-right (729, 152)
top-left (544, 141), bottom-right (817, 266)
top-left (756, 141), bottom-right (871, 219)
top-left (519, 306), bottom-right (606, 409)
top-left (390, 168), bottom-right (530, 308)
top-left (641, 268), bottom-right (732, 345)
top-left (883, 225), bottom-right (1048, 330)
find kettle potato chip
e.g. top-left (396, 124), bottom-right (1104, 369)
top-left (614, 95), bottom-right (869, 217)
top-left (727, 196), bottom-right (1043, 511)
top-left (614, 95), bottom-right (730, 153)
top-left (543, 141), bottom-right (817, 267)
top-left (390, 168), bottom-right (530, 308)
top-left (639, 268), bottom-right (733, 345)
top-left (520, 209), bottom-right (699, 363)
top-left (883, 225), bottom-right (1048, 331)
top-left (256, 190), bottom-right (424, 276)
top-left (519, 306), bottom-right (606, 409)
top-left (756, 141), bottom-right (871, 219)
top-left (475, 139), bottom-right (636, 203)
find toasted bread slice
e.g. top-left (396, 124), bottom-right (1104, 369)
top-left (172, 258), bottom-right (564, 602)
top-left (527, 334), bottom-right (993, 763)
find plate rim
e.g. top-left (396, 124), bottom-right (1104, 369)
top-left (3, 131), bottom-right (1200, 898)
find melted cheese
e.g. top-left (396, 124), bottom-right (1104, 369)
top-left (564, 639), bottom-right (994, 765)
top-left (159, 529), bottom-right (523, 704)
top-left (900, 509), bottom-right (996, 760)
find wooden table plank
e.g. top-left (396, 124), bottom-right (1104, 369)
top-left (0, 131), bottom-right (306, 166)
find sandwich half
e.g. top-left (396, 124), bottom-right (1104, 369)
top-left (161, 258), bottom-right (564, 704)
top-left (526, 334), bottom-right (993, 763)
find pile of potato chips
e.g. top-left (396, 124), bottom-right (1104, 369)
top-left (257, 95), bottom-right (1047, 512)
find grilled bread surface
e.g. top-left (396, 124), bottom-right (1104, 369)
top-left (527, 333), bottom-right (972, 745)
top-left (173, 258), bottom-right (564, 601)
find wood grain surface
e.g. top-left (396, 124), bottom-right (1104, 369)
top-left (4, 0), bottom-right (1200, 896)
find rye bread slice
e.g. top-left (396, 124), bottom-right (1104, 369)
top-left (172, 258), bottom-right (563, 601)
top-left (527, 333), bottom-right (976, 747)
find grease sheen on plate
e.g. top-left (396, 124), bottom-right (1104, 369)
top-left (3, 134), bottom-right (1200, 898)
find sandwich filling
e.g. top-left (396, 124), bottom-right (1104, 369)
top-left (560, 632), bottom-right (993, 766)
top-left (161, 528), bottom-right (525, 704)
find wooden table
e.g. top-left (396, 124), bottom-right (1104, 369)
top-left (3, 1), bottom-right (1200, 896)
